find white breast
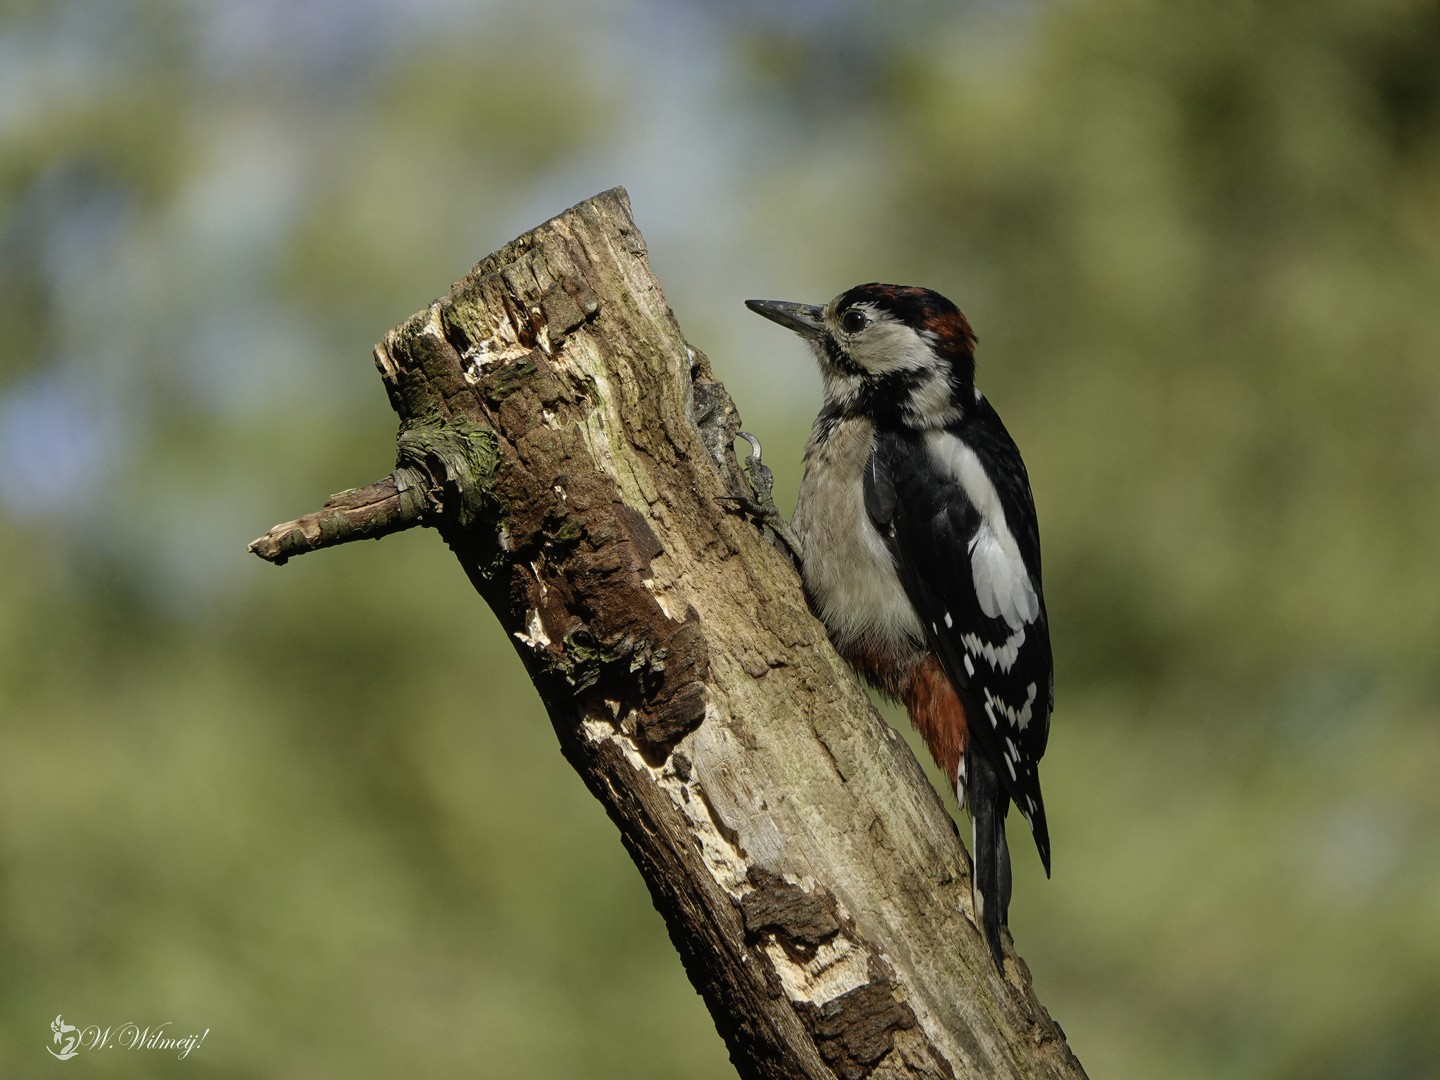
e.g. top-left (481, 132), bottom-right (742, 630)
top-left (793, 416), bottom-right (925, 659)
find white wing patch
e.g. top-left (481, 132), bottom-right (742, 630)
top-left (924, 431), bottom-right (1039, 631)
top-left (982, 682), bottom-right (1039, 732)
top-left (960, 627), bottom-right (1026, 673)
top-left (968, 525), bottom-right (1038, 630)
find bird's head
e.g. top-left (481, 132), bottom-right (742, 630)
top-left (746, 283), bottom-right (977, 428)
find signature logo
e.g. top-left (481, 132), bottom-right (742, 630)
top-left (46, 1015), bottom-right (209, 1061)
top-left (48, 1016), bottom-right (79, 1060)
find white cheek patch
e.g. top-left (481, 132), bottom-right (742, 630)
top-left (903, 369), bottom-right (962, 427)
top-left (844, 314), bottom-right (934, 375)
top-left (924, 431), bottom-right (1039, 631)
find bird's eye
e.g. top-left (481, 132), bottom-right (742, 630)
top-left (841, 309), bottom-right (868, 334)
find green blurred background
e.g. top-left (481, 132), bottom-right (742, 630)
top-left (3, 0), bottom-right (1438, 1076)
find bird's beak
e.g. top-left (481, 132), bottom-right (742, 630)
top-left (745, 299), bottom-right (826, 341)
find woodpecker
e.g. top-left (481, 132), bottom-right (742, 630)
top-left (744, 283), bottom-right (1053, 970)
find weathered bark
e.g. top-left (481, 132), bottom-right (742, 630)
top-left (250, 188), bottom-right (1087, 1080)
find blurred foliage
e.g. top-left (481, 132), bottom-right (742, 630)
top-left (852, 3), bottom-right (1440, 1077)
top-left (2, 1), bottom-right (1438, 1078)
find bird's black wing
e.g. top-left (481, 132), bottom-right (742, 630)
top-left (865, 418), bottom-right (1053, 873)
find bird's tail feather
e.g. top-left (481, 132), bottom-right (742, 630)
top-left (966, 746), bottom-right (1012, 971)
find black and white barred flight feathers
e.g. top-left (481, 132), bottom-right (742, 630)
top-left (746, 283), bottom-right (1054, 970)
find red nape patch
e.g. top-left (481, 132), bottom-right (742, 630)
top-left (924, 308), bottom-right (976, 354)
top-left (900, 655), bottom-right (968, 784)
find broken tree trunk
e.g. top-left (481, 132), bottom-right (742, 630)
top-left (249, 188), bottom-right (1087, 1080)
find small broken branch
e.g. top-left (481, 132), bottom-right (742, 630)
top-left (248, 474), bottom-right (420, 564)
top-left (249, 416), bottom-right (501, 564)
top-left (250, 188), bottom-right (1087, 1080)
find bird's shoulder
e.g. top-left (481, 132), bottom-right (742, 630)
top-left (864, 397), bottom-right (1040, 567)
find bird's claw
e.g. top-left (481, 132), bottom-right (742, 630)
top-left (736, 432), bottom-right (776, 502)
top-left (718, 431), bottom-right (802, 562)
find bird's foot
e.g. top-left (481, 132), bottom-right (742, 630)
top-left (717, 432), bottom-right (802, 563)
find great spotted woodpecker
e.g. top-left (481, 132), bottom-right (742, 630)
top-left (744, 284), bottom-right (1053, 970)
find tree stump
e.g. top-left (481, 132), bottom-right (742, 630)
top-left (250, 187), bottom-right (1087, 1080)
